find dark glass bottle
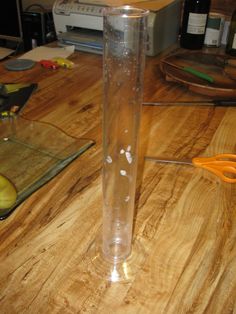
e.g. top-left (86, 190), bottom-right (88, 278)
top-left (226, 9), bottom-right (236, 56)
top-left (180, 0), bottom-right (211, 49)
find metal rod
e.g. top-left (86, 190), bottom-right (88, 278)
top-left (143, 100), bottom-right (236, 107)
top-left (145, 156), bottom-right (192, 165)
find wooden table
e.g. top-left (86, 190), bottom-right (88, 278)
top-left (0, 48), bottom-right (235, 313)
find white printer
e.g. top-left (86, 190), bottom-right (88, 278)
top-left (53, 0), bottom-right (181, 56)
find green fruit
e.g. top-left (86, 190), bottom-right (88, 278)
top-left (0, 174), bottom-right (17, 209)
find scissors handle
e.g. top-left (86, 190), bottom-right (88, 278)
top-left (192, 154), bottom-right (236, 183)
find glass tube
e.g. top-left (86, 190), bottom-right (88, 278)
top-left (90, 5), bottom-right (149, 282)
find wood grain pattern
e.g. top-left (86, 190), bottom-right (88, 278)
top-left (0, 47), bottom-right (235, 313)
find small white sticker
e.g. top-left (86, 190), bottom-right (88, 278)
top-left (106, 156), bottom-right (112, 163)
top-left (124, 196), bottom-right (130, 202)
top-left (120, 170), bottom-right (127, 176)
top-left (125, 152), bottom-right (132, 164)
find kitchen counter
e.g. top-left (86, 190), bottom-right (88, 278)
top-left (0, 48), bottom-right (235, 313)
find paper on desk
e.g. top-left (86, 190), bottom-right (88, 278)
top-left (0, 47), bottom-right (15, 60)
top-left (18, 45), bottom-right (75, 62)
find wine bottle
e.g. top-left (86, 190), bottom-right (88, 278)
top-left (180, 0), bottom-right (211, 49)
top-left (226, 9), bottom-right (236, 56)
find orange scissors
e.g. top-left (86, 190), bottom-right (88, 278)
top-left (145, 153), bottom-right (236, 183)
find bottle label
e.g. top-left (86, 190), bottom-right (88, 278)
top-left (204, 28), bottom-right (220, 46)
top-left (233, 33), bottom-right (236, 49)
top-left (187, 13), bottom-right (208, 35)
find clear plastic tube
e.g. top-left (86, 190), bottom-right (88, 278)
top-left (89, 6), bottom-right (149, 282)
top-left (102, 6), bottom-right (148, 263)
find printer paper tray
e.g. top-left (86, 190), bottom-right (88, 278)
top-left (58, 29), bottom-right (103, 54)
top-left (59, 40), bottom-right (103, 54)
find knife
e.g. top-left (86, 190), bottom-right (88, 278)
top-left (162, 60), bottom-right (214, 83)
top-left (143, 99), bottom-right (236, 107)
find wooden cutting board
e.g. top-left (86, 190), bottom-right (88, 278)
top-left (160, 52), bottom-right (236, 97)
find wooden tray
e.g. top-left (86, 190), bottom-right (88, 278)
top-left (160, 52), bottom-right (236, 97)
